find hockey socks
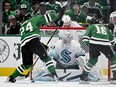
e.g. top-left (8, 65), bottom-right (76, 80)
top-left (84, 57), bottom-right (98, 73)
top-left (10, 64), bottom-right (31, 78)
top-left (42, 57), bottom-right (56, 74)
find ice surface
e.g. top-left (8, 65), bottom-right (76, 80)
top-left (0, 76), bottom-right (116, 87)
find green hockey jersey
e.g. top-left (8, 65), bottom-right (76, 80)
top-left (20, 13), bottom-right (58, 46)
top-left (82, 24), bottom-right (114, 46)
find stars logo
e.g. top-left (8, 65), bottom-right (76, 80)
top-left (0, 39), bottom-right (10, 63)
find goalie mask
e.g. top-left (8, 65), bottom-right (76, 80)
top-left (59, 30), bottom-right (73, 44)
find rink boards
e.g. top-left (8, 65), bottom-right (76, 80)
top-left (0, 35), bottom-right (109, 76)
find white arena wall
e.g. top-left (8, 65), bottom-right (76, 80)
top-left (0, 35), bottom-right (108, 76)
top-left (0, 35), bottom-right (59, 76)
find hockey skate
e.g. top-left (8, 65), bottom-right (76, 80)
top-left (79, 71), bottom-right (90, 84)
top-left (7, 76), bottom-right (16, 83)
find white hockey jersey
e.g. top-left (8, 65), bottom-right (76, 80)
top-left (48, 40), bottom-right (85, 67)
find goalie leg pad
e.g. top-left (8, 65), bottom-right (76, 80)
top-left (32, 69), bottom-right (54, 81)
top-left (42, 57), bottom-right (56, 74)
top-left (75, 56), bottom-right (87, 69)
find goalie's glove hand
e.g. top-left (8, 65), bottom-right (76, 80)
top-left (41, 43), bottom-right (49, 50)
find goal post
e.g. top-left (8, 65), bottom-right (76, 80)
top-left (108, 59), bottom-right (111, 81)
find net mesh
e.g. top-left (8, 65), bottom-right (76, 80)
top-left (40, 27), bottom-right (89, 52)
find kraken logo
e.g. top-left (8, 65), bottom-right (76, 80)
top-left (0, 39), bottom-right (10, 63)
top-left (61, 49), bottom-right (71, 63)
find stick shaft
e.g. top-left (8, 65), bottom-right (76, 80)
top-left (46, 27), bottom-right (58, 45)
top-left (67, 74), bottom-right (82, 81)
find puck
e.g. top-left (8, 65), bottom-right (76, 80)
top-left (31, 80), bottom-right (35, 83)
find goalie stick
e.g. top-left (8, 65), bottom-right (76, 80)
top-left (67, 73), bottom-right (83, 81)
top-left (25, 26), bottom-right (59, 78)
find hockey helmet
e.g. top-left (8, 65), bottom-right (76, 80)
top-left (62, 15), bottom-right (71, 26)
top-left (59, 30), bottom-right (73, 44)
top-left (109, 11), bottom-right (116, 24)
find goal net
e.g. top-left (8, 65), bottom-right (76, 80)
top-left (30, 26), bottom-right (111, 81)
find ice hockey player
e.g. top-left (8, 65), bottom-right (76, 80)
top-left (7, 12), bottom-right (59, 83)
top-left (60, 15), bottom-right (82, 40)
top-left (109, 11), bottom-right (116, 54)
top-left (49, 30), bottom-right (85, 70)
top-left (109, 11), bottom-right (116, 25)
top-left (61, 15), bottom-right (82, 27)
top-left (80, 19), bottom-right (116, 83)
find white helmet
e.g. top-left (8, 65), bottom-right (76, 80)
top-left (110, 11), bottom-right (116, 18)
top-left (109, 11), bottom-right (116, 24)
top-left (62, 15), bottom-right (71, 26)
top-left (59, 30), bottom-right (73, 44)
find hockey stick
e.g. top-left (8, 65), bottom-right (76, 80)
top-left (59, 72), bottom-right (71, 81)
top-left (25, 27), bottom-right (59, 78)
top-left (67, 73), bottom-right (83, 81)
